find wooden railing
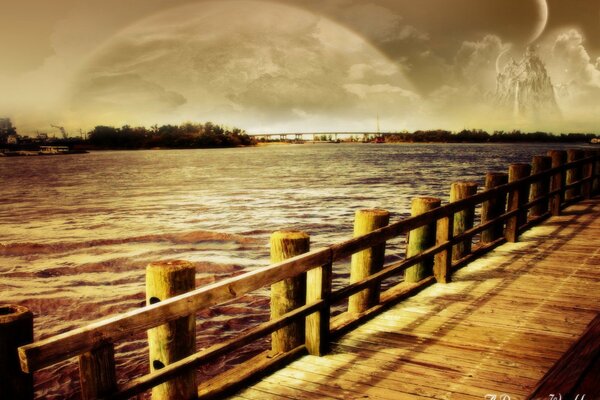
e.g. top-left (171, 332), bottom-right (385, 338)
top-left (2, 149), bottom-right (599, 400)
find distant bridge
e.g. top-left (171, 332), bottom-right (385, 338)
top-left (248, 132), bottom-right (394, 141)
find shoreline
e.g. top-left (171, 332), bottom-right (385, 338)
top-left (2, 141), bottom-right (596, 156)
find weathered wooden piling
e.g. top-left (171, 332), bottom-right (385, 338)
top-left (583, 150), bottom-right (595, 199)
top-left (450, 181), bottom-right (478, 260)
top-left (481, 172), bottom-right (508, 243)
top-left (547, 150), bottom-right (567, 216)
top-left (566, 149), bottom-right (584, 200)
top-left (270, 231), bottom-right (309, 354)
top-left (530, 155), bottom-right (552, 217)
top-left (147, 261), bottom-right (196, 400)
top-left (434, 215), bottom-right (453, 284)
top-left (0, 305), bottom-right (33, 400)
top-left (405, 197), bottom-right (441, 283)
top-left (506, 163), bottom-right (531, 242)
top-left (593, 149), bottom-right (600, 195)
top-left (349, 209), bottom-right (390, 314)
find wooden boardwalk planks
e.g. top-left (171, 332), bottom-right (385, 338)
top-left (229, 200), bottom-right (600, 400)
top-left (528, 315), bottom-right (600, 399)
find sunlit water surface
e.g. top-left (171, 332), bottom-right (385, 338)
top-left (0, 143), bottom-right (581, 398)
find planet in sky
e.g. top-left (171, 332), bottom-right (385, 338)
top-left (70, 0), bottom-right (420, 133)
top-left (529, 0), bottom-right (549, 44)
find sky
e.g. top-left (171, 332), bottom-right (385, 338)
top-left (1, 0), bottom-right (600, 134)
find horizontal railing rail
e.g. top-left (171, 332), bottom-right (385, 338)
top-left (18, 247), bottom-right (333, 372)
top-left (6, 149), bottom-right (599, 400)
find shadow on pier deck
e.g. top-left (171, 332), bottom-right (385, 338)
top-left (230, 200), bottom-right (600, 400)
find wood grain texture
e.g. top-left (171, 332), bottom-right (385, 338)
top-left (506, 163), bottom-right (532, 242)
top-left (582, 151), bottom-right (596, 199)
top-left (78, 343), bottom-right (117, 400)
top-left (405, 197), bottom-right (441, 283)
top-left (0, 305), bottom-right (33, 400)
top-left (227, 199), bottom-right (600, 400)
top-left (528, 315), bottom-right (600, 400)
top-left (433, 215), bottom-right (453, 283)
top-left (530, 156), bottom-right (552, 218)
top-left (306, 261), bottom-right (332, 356)
top-left (270, 231), bottom-right (309, 354)
top-left (349, 209), bottom-right (389, 313)
top-left (547, 150), bottom-right (567, 216)
top-left (481, 172), bottom-right (508, 243)
top-left (450, 181), bottom-right (478, 260)
top-left (146, 260), bottom-right (196, 400)
top-left (566, 149), bottom-right (584, 200)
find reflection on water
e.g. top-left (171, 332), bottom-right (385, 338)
top-left (0, 142), bottom-right (578, 397)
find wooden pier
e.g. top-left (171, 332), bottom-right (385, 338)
top-left (230, 199), bottom-right (600, 400)
top-left (1, 149), bottom-right (599, 399)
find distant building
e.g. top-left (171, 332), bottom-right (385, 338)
top-left (0, 118), bottom-right (14, 133)
top-left (1, 117), bottom-right (16, 144)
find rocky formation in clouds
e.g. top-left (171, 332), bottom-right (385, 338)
top-left (495, 48), bottom-right (559, 118)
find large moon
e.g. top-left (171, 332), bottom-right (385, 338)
top-left (528, 0), bottom-right (549, 43)
top-left (69, 0), bottom-right (419, 132)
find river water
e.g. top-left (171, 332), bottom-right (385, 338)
top-left (0, 142), bottom-right (582, 398)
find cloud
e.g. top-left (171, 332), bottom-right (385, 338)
top-left (541, 29), bottom-right (600, 130)
top-left (454, 35), bottom-right (505, 90)
top-left (348, 62), bottom-right (398, 81)
top-left (335, 3), bottom-right (428, 44)
top-left (551, 29), bottom-right (600, 88)
top-left (70, 72), bottom-right (187, 127)
top-left (75, 73), bottom-right (187, 110)
top-left (322, 2), bottom-right (441, 95)
top-left (343, 83), bottom-right (420, 101)
top-left (0, 0), bottom-right (174, 132)
top-left (405, 35), bottom-right (510, 130)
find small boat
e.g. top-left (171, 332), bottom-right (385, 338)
top-left (39, 146), bottom-right (70, 155)
top-left (38, 146), bottom-right (88, 155)
top-left (0, 146), bottom-right (88, 157)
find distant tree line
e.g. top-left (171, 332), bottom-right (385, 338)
top-left (88, 122), bottom-right (256, 149)
top-left (384, 130), bottom-right (598, 143)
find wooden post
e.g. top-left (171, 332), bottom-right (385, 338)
top-left (270, 231), bottom-right (309, 354)
top-left (450, 181), bottom-right (478, 261)
top-left (530, 155), bottom-right (552, 217)
top-left (547, 150), bottom-right (567, 215)
top-left (592, 149), bottom-right (600, 195)
top-left (566, 149), bottom-right (584, 200)
top-left (505, 163), bottom-right (531, 242)
top-left (349, 209), bottom-right (390, 314)
top-left (405, 197), bottom-right (441, 283)
top-left (433, 215), bottom-right (453, 284)
top-left (79, 343), bottom-right (117, 400)
top-left (147, 261), bottom-right (196, 400)
top-left (306, 260), bottom-right (332, 356)
top-left (481, 172), bottom-right (508, 243)
top-left (583, 150), bottom-right (595, 199)
top-left (0, 305), bottom-right (33, 400)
